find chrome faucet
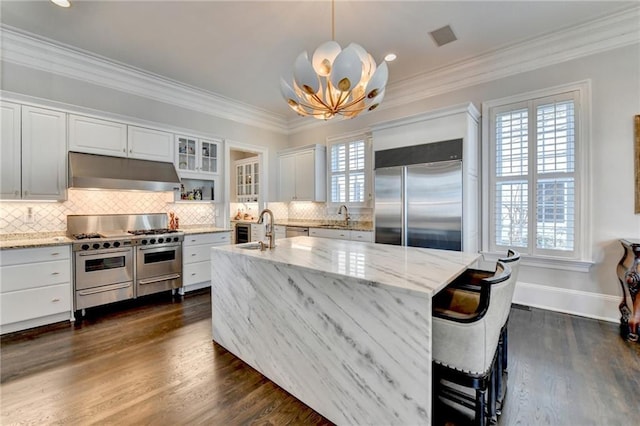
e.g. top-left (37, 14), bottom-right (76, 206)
top-left (337, 204), bottom-right (351, 227)
top-left (257, 208), bottom-right (275, 249)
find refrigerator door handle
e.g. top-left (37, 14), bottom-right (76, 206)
top-left (401, 166), bottom-right (407, 247)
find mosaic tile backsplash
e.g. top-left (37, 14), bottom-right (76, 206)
top-left (0, 189), bottom-right (218, 234)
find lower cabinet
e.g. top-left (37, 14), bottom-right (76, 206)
top-left (0, 245), bottom-right (73, 334)
top-left (274, 225), bottom-right (286, 240)
top-left (251, 223), bottom-right (266, 242)
top-left (182, 232), bottom-right (231, 293)
top-left (309, 228), bottom-right (374, 242)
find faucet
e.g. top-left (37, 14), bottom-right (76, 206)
top-left (257, 208), bottom-right (275, 249)
top-left (337, 204), bottom-right (351, 227)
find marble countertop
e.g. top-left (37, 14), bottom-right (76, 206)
top-left (231, 219), bottom-right (373, 232)
top-left (180, 226), bottom-right (232, 235)
top-left (0, 226), bottom-right (231, 249)
top-left (213, 236), bottom-right (479, 296)
top-left (0, 232), bottom-right (72, 250)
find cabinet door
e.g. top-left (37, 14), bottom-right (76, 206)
top-left (21, 106), bottom-right (67, 200)
top-left (294, 150), bottom-right (315, 201)
top-left (176, 135), bottom-right (199, 174)
top-left (199, 139), bottom-right (218, 174)
top-left (236, 164), bottom-right (245, 200)
top-left (1, 102), bottom-right (21, 199)
top-left (68, 114), bottom-right (127, 156)
top-left (253, 161), bottom-right (259, 200)
top-left (278, 154), bottom-right (296, 201)
top-left (128, 126), bottom-right (174, 162)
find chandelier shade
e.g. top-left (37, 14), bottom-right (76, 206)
top-left (280, 3), bottom-right (388, 120)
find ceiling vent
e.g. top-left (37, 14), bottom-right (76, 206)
top-left (429, 25), bottom-right (457, 47)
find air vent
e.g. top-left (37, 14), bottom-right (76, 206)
top-left (429, 25), bottom-right (457, 47)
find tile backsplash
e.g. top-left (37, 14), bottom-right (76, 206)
top-left (0, 189), bottom-right (217, 234)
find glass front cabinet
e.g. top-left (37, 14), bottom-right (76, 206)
top-left (176, 135), bottom-right (220, 178)
top-left (235, 157), bottom-right (259, 203)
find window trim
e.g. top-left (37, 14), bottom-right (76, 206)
top-left (326, 131), bottom-right (373, 210)
top-left (481, 80), bottom-right (593, 268)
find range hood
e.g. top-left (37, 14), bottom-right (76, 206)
top-left (68, 151), bottom-right (181, 192)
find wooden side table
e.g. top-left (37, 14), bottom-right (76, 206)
top-left (617, 239), bottom-right (640, 342)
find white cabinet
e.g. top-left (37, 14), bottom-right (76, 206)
top-left (235, 157), bottom-right (260, 202)
top-left (68, 114), bottom-right (173, 162)
top-left (176, 135), bottom-right (220, 178)
top-left (1, 102), bottom-right (67, 200)
top-left (69, 114), bottom-right (127, 156)
top-left (0, 245), bottom-right (73, 334)
top-left (127, 126), bottom-right (174, 162)
top-left (251, 223), bottom-right (266, 242)
top-left (274, 225), bottom-right (286, 240)
top-left (309, 228), bottom-right (374, 242)
top-left (278, 145), bottom-right (326, 202)
top-left (182, 232), bottom-right (231, 293)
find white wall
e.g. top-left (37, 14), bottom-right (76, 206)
top-left (287, 44), bottom-right (640, 314)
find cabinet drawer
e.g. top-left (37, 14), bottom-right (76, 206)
top-left (1, 260), bottom-right (70, 292)
top-left (184, 232), bottom-right (230, 247)
top-left (183, 245), bottom-right (210, 264)
top-left (0, 246), bottom-right (70, 266)
top-left (309, 228), bottom-right (349, 240)
top-left (1, 283), bottom-right (71, 325)
top-left (184, 261), bottom-right (211, 286)
top-left (350, 231), bottom-right (373, 242)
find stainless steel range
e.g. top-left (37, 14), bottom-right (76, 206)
top-left (68, 214), bottom-right (183, 312)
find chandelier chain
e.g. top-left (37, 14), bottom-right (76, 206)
top-left (331, 0), bottom-right (335, 41)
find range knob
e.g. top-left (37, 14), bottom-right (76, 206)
top-left (173, 237), bottom-right (179, 242)
top-left (142, 239), bottom-right (148, 245)
top-left (150, 238), bottom-right (156, 244)
top-left (158, 237), bottom-right (164, 243)
top-left (113, 241), bottom-right (121, 248)
top-left (92, 243), bottom-right (100, 250)
top-left (81, 244), bottom-right (90, 251)
top-left (103, 242), bottom-right (111, 249)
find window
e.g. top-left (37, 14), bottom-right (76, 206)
top-left (485, 83), bottom-right (589, 261)
top-left (328, 133), bottom-right (371, 205)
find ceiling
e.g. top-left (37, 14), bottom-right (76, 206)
top-left (0, 1), bottom-right (635, 122)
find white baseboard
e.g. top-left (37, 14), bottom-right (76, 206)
top-left (513, 281), bottom-right (621, 323)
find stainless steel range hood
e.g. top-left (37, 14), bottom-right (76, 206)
top-left (69, 152), bottom-right (181, 192)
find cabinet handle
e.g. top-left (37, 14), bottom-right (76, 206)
top-left (51, 298), bottom-right (60, 302)
top-left (191, 253), bottom-right (197, 257)
top-left (23, 190), bottom-right (28, 196)
top-left (14, 190), bottom-right (19, 196)
top-left (191, 273), bottom-right (197, 276)
top-left (191, 239), bottom-right (197, 242)
top-left (123, 148), bottom-right (126, 153)
top-left (51, 252), bottom-right (60, 256)
top-left (51, 272), bottom-right (60, 275)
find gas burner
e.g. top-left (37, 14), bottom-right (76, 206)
top-left (128, 228), bottom-right (179, 236)
top-left (73, 233), bottom-right (103, 240)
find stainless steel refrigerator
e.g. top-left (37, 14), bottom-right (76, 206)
top-left (374, 140), bottom-right (463, 251)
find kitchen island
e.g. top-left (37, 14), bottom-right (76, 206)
top-left (210, 237), bottom-right (479, 425)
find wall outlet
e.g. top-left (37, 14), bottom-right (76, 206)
top-left (23, 207), bottom-right (36, 224)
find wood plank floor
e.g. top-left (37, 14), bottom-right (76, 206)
top-left (1, 290), bottom-right (638, 425)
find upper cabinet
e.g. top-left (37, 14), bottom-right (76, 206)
top-left (176, 135), bottom-right (220, 179)
top-left (235, 157), bottom-right (259, 203)
top-left (1, 102), bottom-right (67, 201)
top-left (68, 114), bottom-right (174, 162)
top-left (278, 145), bottom-right (326, 202)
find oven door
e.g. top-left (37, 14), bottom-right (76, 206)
top-left (75, 248), bottom-right (133, 290)
top-left (136, 244), bottom-right (182, 279)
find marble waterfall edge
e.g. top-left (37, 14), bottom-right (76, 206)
top-left (210, 248), bottom-right (433, 425)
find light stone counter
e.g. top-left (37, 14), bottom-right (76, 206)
top-left (0, 232), bottom-right (72, 250)
top-left (179, 226), bottom-right (231, 235)
top-left (210, 236), bottom-right (479, 425)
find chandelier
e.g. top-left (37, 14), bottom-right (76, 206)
top-left (280, 0), bottom-right (388, 120)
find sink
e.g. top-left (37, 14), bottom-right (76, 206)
top-left (238, 242), bottom-right (263, 250)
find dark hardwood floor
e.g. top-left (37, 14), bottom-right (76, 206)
top-left (1, 290), bottom-right (638, 425)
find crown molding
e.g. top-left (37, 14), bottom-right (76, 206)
top-left (288, 5), bottom-right (640, 134)
top-left (0, 25), bottom-right (290, 134)
top-left (1, 5), bottom-right (638, 136)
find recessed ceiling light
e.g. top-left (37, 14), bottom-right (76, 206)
top-left (384, 53), bottom-right (397, 62)
top-left (50, 0), bottom-right (71, 8)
